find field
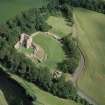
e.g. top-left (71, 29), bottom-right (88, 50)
top-left (11, 74), bottom-right (82, 105)
top-left (0, 0), bottom-right (47, 23)
top-left (18, 47), bottom-right (33, 54)
top-left (47, 16), bottom-right (72, 37)
top-left (32, 33), bottom-right (65, 69)
top-left (74, 8), bottom-right (105, 105)
top-left (0, 90), bottom-right (8, 105)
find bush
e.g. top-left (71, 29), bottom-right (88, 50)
top-left (58, 35), bottom-right (80, 74)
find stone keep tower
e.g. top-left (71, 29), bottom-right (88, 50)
top-left (20, 33), bottom-right (32, 48)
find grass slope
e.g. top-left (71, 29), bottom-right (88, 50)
top-left (74, 8), bottom-right (105, 105)
top-left (33, 33), bottom-right (65, 69)
top-left (0, 0), bottom-right (47, 23)
top-left (47, 16), bottom-right (72, 37)
top-left (11, 74), bottom-right (81, 105)
top-left (0, 90), bottom-right (8, 105)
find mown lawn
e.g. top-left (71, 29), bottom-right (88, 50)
top-left (32, 33), bottom-right (65, 69)
top-left (11, 74), bottom-right (82, 105)
top-left (47, 16), bottom-right (72, 37)
top-left (0, 0), bottom-right (47, 23)
top-left (74, 8), bottom-right (105, 105)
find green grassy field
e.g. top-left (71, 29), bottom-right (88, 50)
top-left (0, 0), bottom-right (47, 23)
top-left (0, 90), bottom-right (8, 105)
top-left (18, 47), bottom-right (33, 55)
top-left (11, 74), bottom-right (82, 105)
top-left (74, 8), bottom-right (105, 105)
top-left (47, 16), bottom-right (72, 37)
top-left (32, 33), bottom-right (65, 69)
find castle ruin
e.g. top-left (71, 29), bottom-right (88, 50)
top-left (20, 33), bottom-right (32, 48)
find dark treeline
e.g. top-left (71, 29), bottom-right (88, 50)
top-left (58, 0), bottom-right (105, 14)
top-left (58, 35), bottom-right (80, 74)
top-left (48, 0), bottom-right (105, 14)
top-left (6, 8), bottom-right (51, 33)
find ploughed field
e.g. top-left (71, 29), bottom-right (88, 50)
top-left (74, 8), bottom-right (105, 105)
top-left (0, 0), bottom-right (47, 23)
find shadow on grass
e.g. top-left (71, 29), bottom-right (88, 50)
top-left (0, 68), bottom-right (34, 105)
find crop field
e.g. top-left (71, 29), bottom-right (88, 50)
top-left (74, 8), bottom-right (105, 105)
top-left (0, 0), bottom-right (47, 23)
top-left (32, 33), bottom-right (65, 69)
top-left (11, 74), bottom-right (82, 105)
top-left (47, 16), bottom-right (72, 37)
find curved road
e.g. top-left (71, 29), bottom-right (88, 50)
top-left (71, 52), bottom-right (98, 105)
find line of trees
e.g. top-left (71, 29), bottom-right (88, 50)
top-left (58, 35), bottom-right (80, 74)
top-left (58, 0), bottom-right (105, 14)
top-left (5, 8), bottom-right (51, 36)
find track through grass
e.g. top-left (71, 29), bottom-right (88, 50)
top-left (74, 8), bottom-right (105, 105)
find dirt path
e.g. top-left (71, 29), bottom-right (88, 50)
top-left (31, 31), bottom-right (40, 38)
top-left (71, 53), bottom-right (84, 85)
top-left (73, 13), bottom-right (99, 105)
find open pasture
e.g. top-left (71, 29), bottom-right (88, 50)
top-left (74, 8), bottom-right (105, 105)
top-left (47, 16), bottom-right (72, 37)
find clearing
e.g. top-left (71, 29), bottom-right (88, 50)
top-left (32, 32), bottom-right (65, 69)
top-left (47, 16), bottom-right (72, 37)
